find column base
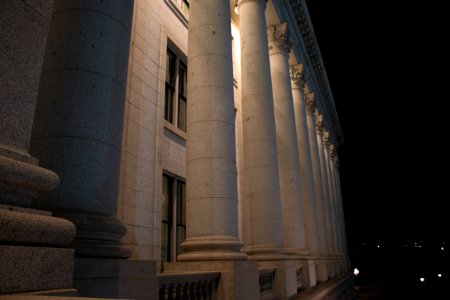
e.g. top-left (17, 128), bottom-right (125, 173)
top-left (178, 236), bottom-right (247, 261)
top-left (164, 260), bottom-right (259, 300)
top-left (0, 152), bottom-right (59, 207)
top-left (55, 213), bottom-right (131, 258)
top-left (245, 244), bottom-right (290, 261)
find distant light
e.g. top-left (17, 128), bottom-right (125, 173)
top-left (418, 245), bottom-right (422, 248)
top-left (353, 268), bottom-right (360, 276)
top-left (419, 277), bottom-right (425, 282)
top-left (441, 247), bottom-right (445, 251)
top-left (438, 274), bottom-right (442, 278)
top-left (377, 245), bottom-right (380, 248)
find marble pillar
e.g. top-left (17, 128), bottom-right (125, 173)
top-left (268, 23), bottom-right (306, 258)
top-left (290, 64), bottom-right (320, 257)
top-left (30, 0), bottom-right (134, 258)
top-left (304, 92), bottom-right (328, 281)
top-left (238, 0), bottom-right (286, 260)
top-left (177, 0), bottom-right (246, 261)
top-left (0, 1), bottom-right (76, 294)
top-left (329, 144), bottom-right (343, 257)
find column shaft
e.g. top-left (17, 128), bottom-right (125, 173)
top-left (238, 0), bottom-right (286, 260)
top-left (315, 123), bottom-right (334, 258)
top-left (323, 141), bottom-right (339, 257)
top-left (268, 24), bottom-right (306, 257)
top-left (30, 0), bottom-right (134, 258)
top-left (178, 0), bottom-right (246, 261)
top-left (290, 65), bottom-right (320, 256)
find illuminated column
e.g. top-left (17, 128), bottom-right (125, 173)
top-left (238, 0), bottom-right (286, 260)
top-left (314, 111), bottom-right (336, 278)
top-left (290, 64), bottom-right (320, 256)
top-left (304, 92), bottom-right (328, 281)
top-left (328, 145), bottom-right (343, 257)
top-left (178, 0), bottom-right (246, 261)
top-left (30, 0), bottom-right (134, 258)
top-left (323, 130), bottom-right (339, 258)
top-left (268, 23), bottom-right (306, 257)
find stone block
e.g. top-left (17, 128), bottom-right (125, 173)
top-left (0, 246), bottom-right (74, 294)
top-left (73, 258), bottom-right (157, 300)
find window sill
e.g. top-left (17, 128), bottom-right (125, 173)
top-left (164, 120), bottom-right (187, 140)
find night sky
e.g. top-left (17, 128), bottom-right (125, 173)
top-left (304, 0), bottom-right (449, 247)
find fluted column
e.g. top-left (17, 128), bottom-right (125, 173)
top-left (177, 0), bottom-right (246, 261)
top-left (304, 92), bottom-right (328, 281)
top-left (30, 0), bottom-right (134, 258)
top-left (290, 64), bottom-right (319, 256)
top-left (238, 0), bottom-right (286, 260)
top-left (267, 23), bottom-right (306, 258)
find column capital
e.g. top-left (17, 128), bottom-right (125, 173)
top-left (314, 109), bottom-right (324, 133)
top-left (329, 143), bottom-right (336, 159)
top-left (289, 64), bottom-right (305, 88)
top-left (305, 92), bottom-right (315, 111)
top-left (322, 129), bottom-right (330, 148)
top-left (267, 22), bottom-right (291, 53)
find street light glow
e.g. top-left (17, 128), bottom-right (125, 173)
top-left (353, 268), bottom-right (360, 276)
top-left (438, 274), bottom-right (442, 278)
top-left (419, 277), bottom-right (425, 282)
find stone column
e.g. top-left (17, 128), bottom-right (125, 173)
top-left (30, 0), bottom-right (134, 258)
top-left (238, 0), bottom-right (286, 260)
top-left (177, 0), bottom-right (246, 262)
top-left (267, 23), bottom-right (306, 258)
top-left (304, 92), bottom-right (328, 281)
top-left (323, 130), bottom-right (339, 258)
top-left (314, 111), bottom-right (335, 278)
top-left (328, 145), bottom-right (342, 256)
top-left (290, 64), bottom-right (320, 256)
top-left (1, 1), bottom-right (76, 294)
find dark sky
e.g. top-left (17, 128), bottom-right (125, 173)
top-left (304, 0), bottom-right (448, 246)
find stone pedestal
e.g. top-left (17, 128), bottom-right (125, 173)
top-left (164, 261), bottom-right (259, 300)
top-left (73, 258), bottom-right (157, 300)
top-left (30, 0), bottom-right (134, 258)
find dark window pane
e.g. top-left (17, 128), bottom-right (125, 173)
top-left (179, 62), bottom-right (187, 96)
top-left (162, 175), bottom-right (172, 221)
top-left (177, 181), bottom-right (186, 225)
top-left (161, 223), bottom-right (170, 262)
top-left (165, 84), bottom-right (174, 122)
top-left (178, 96), bottom-right (186, 131)
top-left (177, 225), bottom-right (186, 256)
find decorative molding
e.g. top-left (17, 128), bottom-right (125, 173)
top-left (267, 22), bottom-right (291, 52)
top-left (289, 64), bottom-right (305, 88)
top-left (322, 129), bottom-right (330, 148)
top-left (289, 0), bottom-right (344, 146)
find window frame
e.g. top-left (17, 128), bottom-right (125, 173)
top-left (161, 172), bottom-right (186, 265)
top-left (164, 41), bottom-right (188, 132)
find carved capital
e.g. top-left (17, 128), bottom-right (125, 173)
top-left (289, 64), bottom-right (305, 88)
top-left (314, 110), bottom-right (324, 133)
top-left (334, 155), bottom-right (340, 168)
top-left (267, 23), bottom-right (291, 53)
top-left (305, 92), bottom-right (315, 111)
top-left (329, 144), bottom-right (336, 159)
top-left (322, 129), bottom-right (330, 146)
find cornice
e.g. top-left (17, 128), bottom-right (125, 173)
top-left (288, 0), bottom-right (344, 146)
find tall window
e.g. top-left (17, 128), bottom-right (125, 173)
top-left (164, 44), bottom-right (187, 132)
top-left (161, 174), bottom-right (186, 264)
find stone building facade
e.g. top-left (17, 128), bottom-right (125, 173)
top-left (0, 0), bottom-right (353, 299)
